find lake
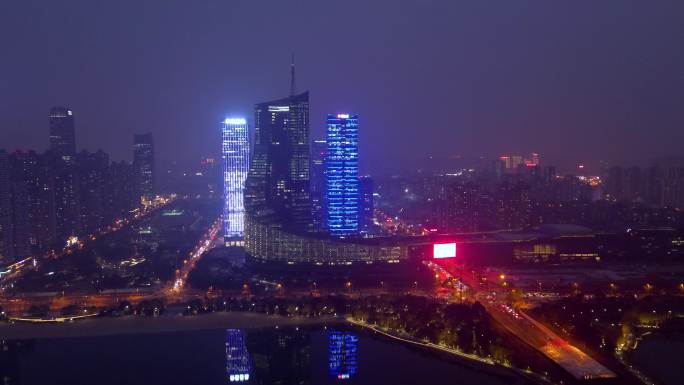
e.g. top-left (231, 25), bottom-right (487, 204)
top-left (631, 332), bottom-right (684, 385)
top-left (0, 325), bottom-right (529, 385)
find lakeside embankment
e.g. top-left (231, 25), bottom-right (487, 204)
top-left (347, 317), bottom-right (551, 385)
top-left (0, 312), bottom-right (335, 340)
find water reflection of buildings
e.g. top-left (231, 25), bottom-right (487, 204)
top-left (328, 330), bottom-right (358, 380)
top-left (247, 329), bottom-right (311, 385)
top-left (0, 340), bottom-right (34, 384)
top-left (226, 329), bottom-right (252, 383)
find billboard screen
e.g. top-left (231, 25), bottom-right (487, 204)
top-left (433, 243), bottom-right (456, 259)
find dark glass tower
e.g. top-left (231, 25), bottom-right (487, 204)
top-left (49, 107), bottom-right (76, 159)
top-left (310, 138), bottom-right (327, 231)
top-left (359, 175), bottom-right (374, 233)
top-left (49, 107), bottom-right (79, 242)
top-left (325, 114), bottom-right (359, 236)
top-left (247, 91), bottom-right (312, 231)
top-left (133, 133), bottom-right (155, 201)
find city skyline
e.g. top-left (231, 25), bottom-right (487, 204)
top-left (2, 1), bottom-right (684, 175)
top-left (1, 3), bottom-right (683, 385)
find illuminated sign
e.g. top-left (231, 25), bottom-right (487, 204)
top-left (336, 113), bottom-right (350, 119)
top-left (433, 243), bottom-right (456, 259)
top-left (224, 118), bottom-right (247, 125)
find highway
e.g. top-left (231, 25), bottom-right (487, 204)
top-left (432, 261), bottom-right (616, 380)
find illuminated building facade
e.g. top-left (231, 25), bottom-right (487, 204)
top-left (245, 212), bottom-right (406, 265)
top-left (325, 114), bottom-right (359, 237)
top-left (222, 118), bottom-right (250, 243)
top-left (328, 330), bottom-right (358, 380)
top-left (226, 329), bottom-right (251, 383)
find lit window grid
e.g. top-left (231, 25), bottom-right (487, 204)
top-left (325, 115), bottom-right (359, 236)
top-left (222, 120), bottom-right (250, 239)
top-left (226, 329), bottom-right (251, 382)
top-left (328, 330), bottom-right (359, 379)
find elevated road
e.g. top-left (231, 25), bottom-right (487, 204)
top-left (433, 262), bottom-right (615, 380)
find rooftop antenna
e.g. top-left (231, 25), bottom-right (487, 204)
top-left (290, 52), bottom-right (296, 97)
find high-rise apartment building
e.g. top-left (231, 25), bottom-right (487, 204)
top-left (222, 118), bottom-right (250, 243)
top-left (325, 114), bottom-right (359, 236)
top-left (133, 133), bottom-right (155, 201)
top-left (0, 150), bottom-right (11, 259)
top-left (77, 150), bottom-right (109, 233)
top-left (49, 107), bottom-right (79, 242)
top-left (9, 151), bottom-right (57, 251)
top-left (107, 160), bottom-right (137, 220)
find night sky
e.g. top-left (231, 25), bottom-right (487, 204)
top-left (1, 0), bottom-right (683, 175)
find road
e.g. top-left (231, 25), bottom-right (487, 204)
top-left (0, 195), bottom-right (175, 291)
top-left (432, 261), bottom-right (616, 380)
top-left (165, 216), bottom-right (223, 296)
top-left (0, 207), bottom-right (220, 317)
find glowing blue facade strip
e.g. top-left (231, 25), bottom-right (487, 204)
top-left (222, 118), bottom-right (250, 239)
top-left (325, 114), bottom-right (359, 236)
top-left (328, 330), bottom-right (359, 380)
top-left (226, 329), bottom-right (251, 382)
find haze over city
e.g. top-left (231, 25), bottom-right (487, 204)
top-left (2, 0), bottom-right (684, 174)
top-left (2, 2), bottom-right (684, 385)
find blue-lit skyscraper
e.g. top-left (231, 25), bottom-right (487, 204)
top-left (222, 118), bottom-right (249, 244)
top-left (325, 114), bottom-right (359, 236)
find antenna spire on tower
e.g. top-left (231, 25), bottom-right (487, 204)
top-left (290, 52), bottom-right (296, 97)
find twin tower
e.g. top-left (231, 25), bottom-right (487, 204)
top-left (221, 91), bottom-right (360, 244)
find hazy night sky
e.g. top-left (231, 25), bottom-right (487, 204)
top-left (1, 0), bottom-right (683, 175)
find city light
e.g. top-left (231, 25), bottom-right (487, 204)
top-left (433, 243), bottom-right (456, 259)
top-left (224, 117), bottom-right (247, 125)
top-left (326, 113), bottom-right (360, 236)
top-left (222, 117), bottom-right (249, 241)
